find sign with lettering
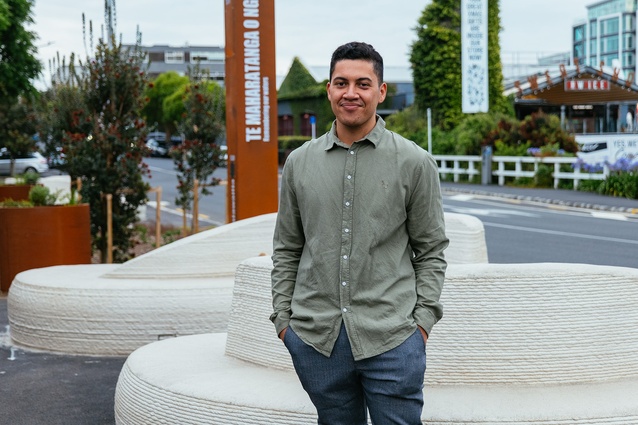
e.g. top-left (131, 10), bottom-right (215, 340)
top-left (225, 0), bottom-right (279, 222)
top-left (565, 79), bottom-right (610, 91)
top-left (461, 0), bottom-right (489, 113)
top-left (576, 134), bottom-right (638, 165)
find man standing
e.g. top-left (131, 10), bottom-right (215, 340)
top-left (271, 41), bottom-right (448, 425)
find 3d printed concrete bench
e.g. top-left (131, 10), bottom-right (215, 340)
top-left (115, 258), bottom-right (638, 424)
top-left (7, 212), bottom-right (487, 356)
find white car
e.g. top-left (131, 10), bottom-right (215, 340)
top-left (145, 139), bottom-right (168, 157)
top-left (0, 149), bottom-right (49, 175)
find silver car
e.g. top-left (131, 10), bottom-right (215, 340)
top-left (0, 148), bottom-right (49, 175)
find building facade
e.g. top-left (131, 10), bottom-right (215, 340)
top-left (573, 0), bottom-right (638, 79)
top-left (128, 44), bottom-right (226, 84)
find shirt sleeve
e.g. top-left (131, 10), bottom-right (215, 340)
top-left (407, 152), bottom-right (449, 336)
top-left (270, 155), bottom-right (305, 336)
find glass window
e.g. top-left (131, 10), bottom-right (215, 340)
top-left (601, 53), bottom-right (619, 66)
top-left (278, 115), bottom-right (294, 136)
top-left (574, 43), bottom-right (585, 59)
top-left (624, 33), bottom-right (635, 49)
top-left (574, 25), bottom-right (585, 42)
top-left (602, 35), bottom-right (619, 53)
top-left (190, 51), bottom-right (225, 64)
top-left (165, 51), bottom-right (185, 64)
top-left (590, 20), bottom-right (597, 37)
top-left (602, 17), bottom-right (619, 35)
top-left (624, 52), bottom-right (635, 67)
top-left (590, 38), bottom-right (598, 55)
top-left (624, 13), bottom-right (635, 31)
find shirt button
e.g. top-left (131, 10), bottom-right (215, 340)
top-left (341, 281), bottom-right (347, 286)
top-left (343, 255), bottom-right (348, 260)
top-left (346, 175), bottom-right (352, 180)
top-left (345, 201), bottom-right (351, 207)
top-left (349, 151), bottom-right (355, 155)
top-left (344, 228), bottom-right (350, 233)
top-left (342, 308), bottom-right (348, 313)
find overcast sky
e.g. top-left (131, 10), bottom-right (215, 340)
top-left (31, 0), bottom-right (589, 87)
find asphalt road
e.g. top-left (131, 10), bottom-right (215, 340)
top-left (443, 192), bottom-right (638, 268)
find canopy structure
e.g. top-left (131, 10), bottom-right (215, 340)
top-left (505, 64), bottom-right (638, 133)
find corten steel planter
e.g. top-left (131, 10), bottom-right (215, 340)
top-left (0, 204), bottom-right (91, 292)
top-left (0, 185), bottom-right (32, 202)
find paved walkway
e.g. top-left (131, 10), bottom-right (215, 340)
top-left (1, 182), bottom-right (637, 424)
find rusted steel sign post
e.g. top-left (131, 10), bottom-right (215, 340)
top-left (224, 0), bottom-right (279, 222)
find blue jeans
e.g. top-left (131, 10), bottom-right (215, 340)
top-left (284, 324), bottom-right (426, 425)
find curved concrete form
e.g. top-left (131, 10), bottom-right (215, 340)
top-left (115, 257), bottom-right (638, 424)
top-left (7, 212), bottom-right (486, 356)
top-left (7, 213), bottom-right (278, 356)
top-left (8, 265), bottom-right (233, 356)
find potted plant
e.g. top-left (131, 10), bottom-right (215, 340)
top-left (0, 185), bottom-right (91, 293)
top-left (0, 171), bottom-right (40, 202)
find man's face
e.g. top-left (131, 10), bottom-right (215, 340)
top-left (327, 59), bottom-right (387, 137)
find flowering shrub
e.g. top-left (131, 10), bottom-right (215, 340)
top-left (575, 156), bottom-right (638, 199)
top-left (39, 34), bottom-right (150, 262)
top-left (527, 143), bottom-right (566, 158)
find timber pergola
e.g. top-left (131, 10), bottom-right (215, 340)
top-left (504, 64), bottom-right (638, 133)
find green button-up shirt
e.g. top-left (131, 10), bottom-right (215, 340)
top-left (271, 117), bottom-right (448, 361)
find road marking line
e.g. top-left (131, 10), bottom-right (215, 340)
top-left (590, 212), bottom-right (628, 221)
top-left (483, 222), bottom-right (638, 245)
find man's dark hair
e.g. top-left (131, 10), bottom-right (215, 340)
top-left (329, 42), bottom-right (384, 85)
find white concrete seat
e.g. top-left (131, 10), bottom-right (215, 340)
top-left (443, 212), bottom-right (488, 264)
top-left (115, 258), bottom-right (638, 424)
top-left (7, 214), bottom-right (278, 356)
top-left (7, 212), bottom-right (486, 356)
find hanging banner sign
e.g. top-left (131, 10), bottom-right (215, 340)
top-left (565, 79), bottom-right (610, 91)
top-left (461, 0), bottom-right (489, 113)
top-left (225, 0), bottom-right (279, 222)
top-left (576, 134), bottom-right (638, 165)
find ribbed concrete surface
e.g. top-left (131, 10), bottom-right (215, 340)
top-left (7, 212), bottom-right (486, 356)
top-left (115, 334), bottom-right (316, 425)
top-left (8, 265), bottom-right (232, 356)
top-left (115, 257), bottom-right (638, 424)
top-left (228, 259), bottom-right (638, 384)
top-left (116, 334), bottom-right (638, 425)
top-left (102, 213), bottom-right (277, 279)
top-left (444, 212), bottom-right (488, 264)
top-left (103, 211), bottom-right (487, 280)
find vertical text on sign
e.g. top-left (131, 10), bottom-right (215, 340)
top-left (243, 0), bottom-right (270, 143)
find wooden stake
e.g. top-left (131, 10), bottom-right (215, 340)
top-left (106, 193), bottom-right (113, 264)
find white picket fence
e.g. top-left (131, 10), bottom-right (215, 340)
top-left (434, 155), bottom-right (609, 189)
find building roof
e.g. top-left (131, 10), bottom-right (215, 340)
top-left (503, 64), bottom-right (638, 104)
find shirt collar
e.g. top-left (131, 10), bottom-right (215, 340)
top-left (323, 115), bottom-right (386, 151)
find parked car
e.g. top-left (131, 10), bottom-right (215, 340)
top-left (0, 148), bottom-right (49, 175)
top-left (145, 138), bottom-right (168, 157)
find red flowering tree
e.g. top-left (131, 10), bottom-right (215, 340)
top-left (39, 34), bottom-right (150, 262)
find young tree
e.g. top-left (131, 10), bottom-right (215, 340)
top-left (39, 15), bottom-right (150, 262)
top-left (0, 0), bottom-right (42, 174)
top-left (170, 67), bottom-right (225, 232)
top-left (0, 0), bottom-right (42, 99)
top-left (410, 0), bottom-right (507, 130)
